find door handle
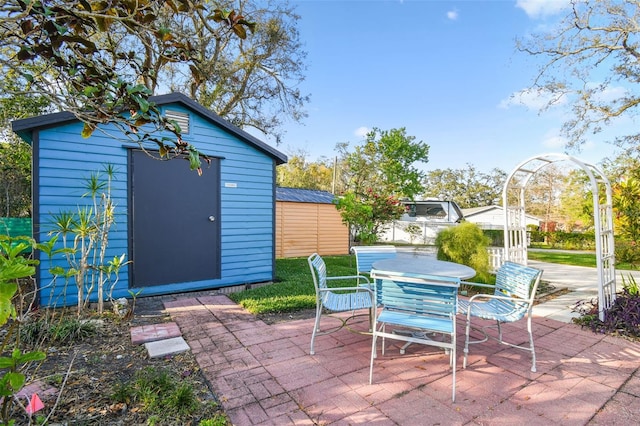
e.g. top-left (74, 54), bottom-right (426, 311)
top-left (208, 216), bottom-right (215, 222)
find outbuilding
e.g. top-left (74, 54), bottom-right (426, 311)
top-left (12, 93), bottom-right (287, 307)
top-left (275, 187), bottom-right (349, 258)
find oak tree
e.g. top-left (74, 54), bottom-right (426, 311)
top-left (517, 0), bottom-right (640, 153)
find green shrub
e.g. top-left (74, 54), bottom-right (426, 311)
top-left (435, 222), bottom-right (492, 282)
top-left (615, 239), bottom-right (640, 266)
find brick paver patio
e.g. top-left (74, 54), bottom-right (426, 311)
top-left (163, 295), bottom-right (640, 425)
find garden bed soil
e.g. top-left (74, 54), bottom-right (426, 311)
top-left (11, 298), bottom-right (226, 425)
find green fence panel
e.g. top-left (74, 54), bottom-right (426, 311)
top-left (0, 217), bottom-right (32, 237)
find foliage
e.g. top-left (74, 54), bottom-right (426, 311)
top-left (404, 223), bottom-right (422, 244)
top-left (20, 315), bottom-right (96, 346)
top-left (180, 0), bottom-right (309, 141)
top-left (335, 127), bottom-right (429, 243)
top-left (559, 169), bottom-right (594, 231)
top-left (422, 164), bottom-right (506, 209)
top-left (48, 165), bottom-right (128, 314)
top-left (483, 229), bottom-right (504, 247)
top-left (0, 235), bottom-right (46, 424)
top-left (111, 366), bottom-right (203, 419)
top-left (435, 222), bottom-right (492, 282)
top-left (0, 139), bottom-right (31, 217)
top-left (613, 176), bottom-right (640, 242)
top-left (276, 151), bottom-right (334, 191)
top-left (615, 239), bottom-right (640, 266)
top-left (335, 190), bottom-right (405, 244)
top-left (516, 1), bottom-right (640, 151)
top-left (0, 0), bottom-right (256, 173)
top-left (528, 230), bottom-right (596, 250)
top-left (573, 274), bottom-right (640, 339)
top-left (524, 164), bottom-right (567, 225)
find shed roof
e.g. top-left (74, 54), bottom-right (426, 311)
top-left (11, 92), bottom-right (287, 165)
top-left (276, 187), bottom-right (336, 204)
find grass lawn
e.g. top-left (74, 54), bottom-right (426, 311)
top-left (231, 250), bottom-right (637, 316)
top-left (229, 255), bottom-right (361, 315)
top-left (528, 250), bottom-right (637, 270)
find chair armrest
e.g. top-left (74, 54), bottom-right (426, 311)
top-left (318, 286), bottom-right (373, 294)
top-left (460, 281), bottom-right (495, 289)
top-left (467, 293), bottom-right (529, 304)
top-left (326, 275), bottom-right (370, 284)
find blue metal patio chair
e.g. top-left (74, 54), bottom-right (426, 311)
top-left (369, 271), bottom-right (460, 402)
top-left (307, 253), bottom-right (375, 355)
top-left (351, 245), bottom-right (397, 285)
top-left (458, 261), bottom-right (543, 372)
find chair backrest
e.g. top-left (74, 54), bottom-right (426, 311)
top-left (308, 253), bottom-right (328, 294)
top-left (374, 272), bottom-right (460, 320)
top-left (494, 261), bottom-right (543, 315)
top-left (351, 245), bottom-right (397, 275)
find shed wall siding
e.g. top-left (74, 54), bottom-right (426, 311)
top-left (276, 201), bottom-right (348, 258)
top-left (35, 103), bottom-right (277, 307)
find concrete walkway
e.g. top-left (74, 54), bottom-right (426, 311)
top-left (157, 262), bottom-right (640, 425)
top-left (529, 260), bottom-right (640, 323)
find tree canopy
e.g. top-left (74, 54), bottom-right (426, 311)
top-left (517, 0), bottom-right (640, 154)
top-left (276, 151), bottom-right (334, 191)
top-left (334, 127), bottom-right (429, 243)
top-left (0, 0), bottom-right (307, 172)
top-left (422, 165), bottom-right (506, 209)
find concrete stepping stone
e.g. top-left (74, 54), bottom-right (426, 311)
top-left (130, 322), bottom-right (181, 345)
top-left (145, 336), bottom-right (190, 358)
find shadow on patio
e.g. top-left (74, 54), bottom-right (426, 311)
top-left (164, 295), bottom-right (640, 425)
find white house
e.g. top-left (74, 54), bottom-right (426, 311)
top-left (461, 205), bottom-right (541, 230)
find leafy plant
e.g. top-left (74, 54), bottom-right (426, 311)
top-left (572, 274), bottom-right (640, 338)
top-left (0, 236), bottom-right (47, 424)
top-left (335, 191), bottom-right (405, 244)
top-left (49, 164), bottom-right (129, 314)
top-left (435, 222), bottom-right (492, 282)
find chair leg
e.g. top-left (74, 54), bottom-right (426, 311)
top-left (463, 312), bottom-right (471, 369)
top-left (527, 316), bottom-right (537, 373)
top-left (310, 305), bottom-right (323, 355)
top-left (452, 339), bottom-right (456, 402)
top-left (369, 329), bottom-right (378, 384)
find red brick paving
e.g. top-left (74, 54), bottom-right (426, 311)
top-left (163, 295), bottom-right (640, 425)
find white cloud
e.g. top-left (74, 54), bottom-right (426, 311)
top-left (447, 10), bottom-right (458, 21)
top-left (588, 83), bottom-right (628, 103)
top-left (541, 132), bottom-right (567, 149)
top-left (515, 0), bottom-right (572, 19)
top-left (354, 126), bottom-right (370, 138)
top-left (499, 87), bottom-right (567, 110)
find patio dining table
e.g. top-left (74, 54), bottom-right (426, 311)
top-left (371, 254), bottom-right (476, 281)
top-left (370, 254), bottom-right (475, 354)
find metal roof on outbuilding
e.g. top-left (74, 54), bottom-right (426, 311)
top-left (276, 187), bottom-right (336, 204)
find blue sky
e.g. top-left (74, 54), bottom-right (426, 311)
top-left (265, 0), bottom-right (626, 173)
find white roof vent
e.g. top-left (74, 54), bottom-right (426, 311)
top-left (165, 110), bottom-right (190, 134)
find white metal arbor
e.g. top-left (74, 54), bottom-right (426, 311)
top-left (503, 153), bottom-right (616, 321)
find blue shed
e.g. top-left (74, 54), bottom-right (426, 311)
top-left (12, 93), bottom-right (287, 307)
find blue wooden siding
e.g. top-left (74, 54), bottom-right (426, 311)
top-left (30, 99), bottom-right (282, 307)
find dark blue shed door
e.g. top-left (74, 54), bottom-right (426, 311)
top-left (129, 150), bottom-right (221, 287)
